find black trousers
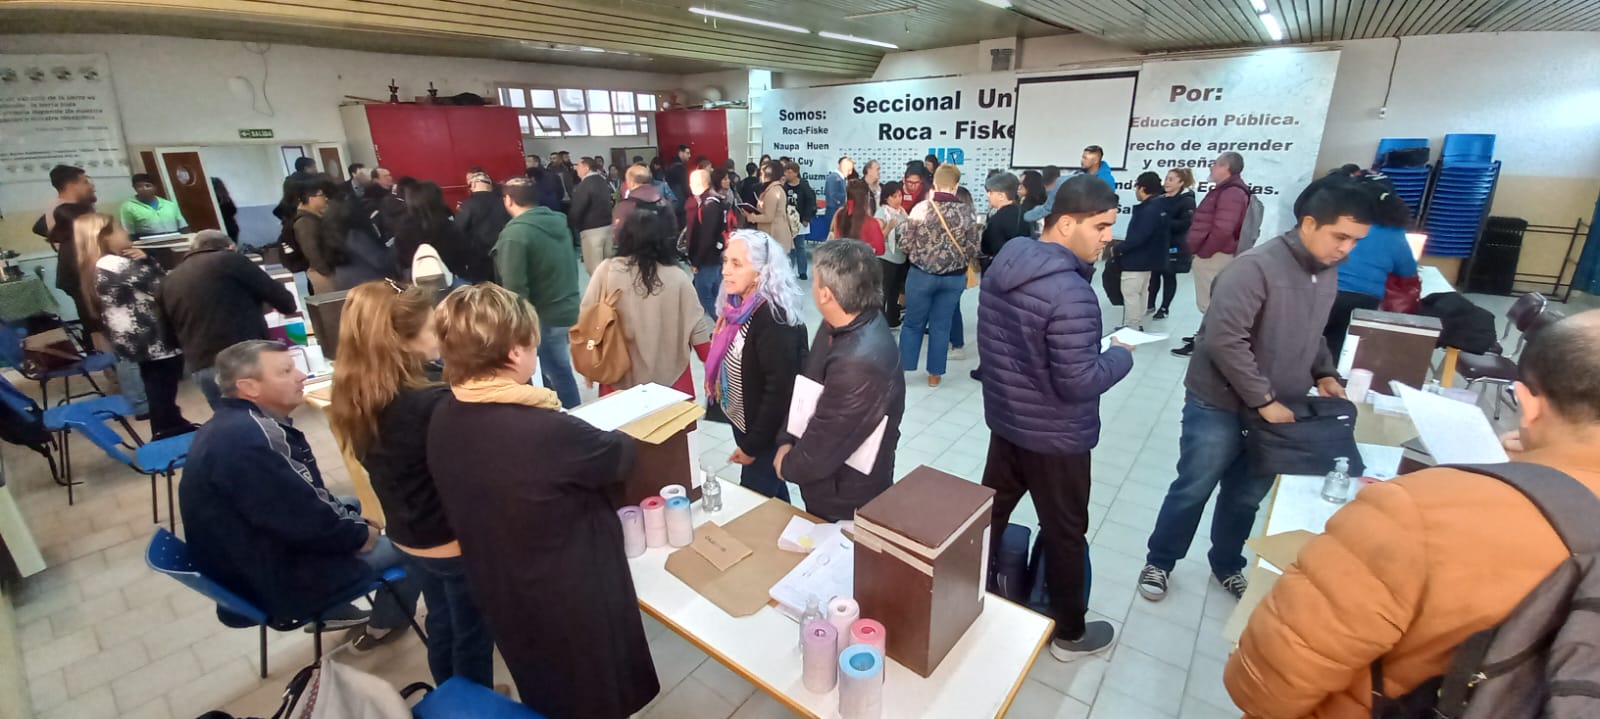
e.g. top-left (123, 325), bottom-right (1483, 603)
top-left (982, 434), bottom-right (1091, 640)
top-left (138, 354), bottom-right (191, 439)
top-left (880, 259), bottom-right (909, 327)
top-left (1323, 290), bottom-right (1381, 358)
top-left (1147, 269), bottom-right (1178, 311)
top-left (1101, 260), bottom-right (1124, 306)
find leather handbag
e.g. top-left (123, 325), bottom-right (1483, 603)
top-left (568, 259), bottom-right (631, 385)
top-left (932, 203), bottom-right (979, 289)
top-left (1242, 395), bottom-right (1366, 477)
top-left (1381, 274), bottom-right (1422, 314)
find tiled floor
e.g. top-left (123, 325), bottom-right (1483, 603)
top-left (4, 263), bottom-right (1570, 719)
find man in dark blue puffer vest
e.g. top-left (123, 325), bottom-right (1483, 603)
top-left (977, 174), bottom-right (1134, 662)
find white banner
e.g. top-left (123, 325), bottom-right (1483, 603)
top-left (763, 49), bottom-right (1339, 235)
top-left (0, 54), bottom-right (129, 243)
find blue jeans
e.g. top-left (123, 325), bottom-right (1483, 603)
top-left (733, 429), bottom-right (790, 503)
top-left (950, 304), bottom-right (965, 349)
top-left (354, 535), bottom-right (421, 631)
top-left (405, 553), bottom-right (495, 687)
top-left (1144, 394), bottom-right (1272, 577)
top-left (115, 359), bottom-right (148, 415)
top-left (791, 233), bottom-right (810, 278)
top-left (899, 268), bottom-right (966, 377)
top-left (693, 264), bottom-right (722, 319)
top-left (538, 323), bottom-right (582, 409)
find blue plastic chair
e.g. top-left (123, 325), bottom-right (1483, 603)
top-left (0, 320), bottom-right (117, 407)
top-left (1375, 137), bottom-right (1429, 167)
top-left (0, 373), bottom-right (141, 504)
top-left (146, 528), bottom-right (424, 678)
top-left (1441, 133), bottom-right (1496, 165)
top-left (408, 677), bottom-right (548, 718)
top-left (66, 412), bottom-right (192, 529)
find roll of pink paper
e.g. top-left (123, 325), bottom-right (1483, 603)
top-left (664, 496), bottom-right (694, 547)
top-left (801, 619), bottom-right (838, 693)
top-left (617, 506), bottom-right (646, 558)
top-left (827, 597), bottom-right (860, 653)
top-left (850, 619), bottom-right (886, 654)
top-left (640, 496), bottom-right (667, 548)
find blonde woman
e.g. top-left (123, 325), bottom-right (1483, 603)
top-left (75, 214), bottom-right (192, 438)
top-left (426, 283), bottom-right (658, 717)
top-left (327, 281), bottom-right (494, 686)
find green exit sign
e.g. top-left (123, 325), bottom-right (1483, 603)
top-left (238, 128), bottom-right (275, 139)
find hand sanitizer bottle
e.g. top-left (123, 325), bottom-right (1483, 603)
top-left (1321, 456), bottom-right (1352, 504)
top-left (701, 472), bottom-right (723, 513)
top-left (799, 594), bottom-right (824, 646)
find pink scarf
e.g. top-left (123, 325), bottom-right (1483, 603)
top-left (704, 294), bottom-right (765, 406)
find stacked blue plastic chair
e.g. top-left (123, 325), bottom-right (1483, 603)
top-left (1374, 137), bottom-right (1431, 219)
top-left (1422, 133), bottom-right (1500, 258)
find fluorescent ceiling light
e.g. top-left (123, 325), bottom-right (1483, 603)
top-left (818, 31), bottom-right (900, 49)
top-left (1260, 12), bottom-right (1285, 41)
top-left (1250, 0), bottom-right (1268, 13)
top-left (977, 0), bottom-right (1013, 7)
top-left (689, 7), bottom-right (809, 34)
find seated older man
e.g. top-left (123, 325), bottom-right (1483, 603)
top-left (179, 339), bottom-right (419, 650)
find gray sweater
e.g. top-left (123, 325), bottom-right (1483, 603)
top-left (1185, 229), bottom-right (1340, 412)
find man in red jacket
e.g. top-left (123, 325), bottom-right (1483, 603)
top-left (1173, 151), bottom-right (1250, 358)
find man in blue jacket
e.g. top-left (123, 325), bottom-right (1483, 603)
top-left (1081, 145), bottom-right (1117, 189)
top-left (824, 156), bottom-right (853, 235)
top-left (978, 175), bottom-right (1134, 662)
top-left (180, 340), bottom-right (418, 647)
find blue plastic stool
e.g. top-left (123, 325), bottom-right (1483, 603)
top-left (411, 677), bottom-right (547, 718)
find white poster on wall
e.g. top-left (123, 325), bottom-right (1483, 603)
top-left (0, 54), bottom-right (129, 241)
top-left (763, 49), bottom-right (1339, 237)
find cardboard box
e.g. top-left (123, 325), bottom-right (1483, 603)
top-left (602, 399), bottom-right (705, 508)
top-left (853, 466), bottom-right (995, 677)
top-left (664, 499), bottom-right (809, 616)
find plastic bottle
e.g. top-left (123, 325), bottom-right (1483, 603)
top-left (799, 595), bottom-right (825, 646)
top-left (701, 472), bottom-right (723, 513)
top-left (1321, 456), bottom-right (1352, 504)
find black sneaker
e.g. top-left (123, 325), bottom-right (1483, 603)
top-left (1154, 308), bottom-right (1169, 320)
top-left (1181, 335), bottom-right (1195, 344)
top-left (1048, 620), bottom-right (1116, 662)
top-left (303, 604), bottom-right (369, 632)
top-left (345, 625), bottom-right (405, 654)
top-left (1217, 572), bottom-right (1249, 600)
top-left (1137, 564), bottom-right (1170, 602)
top-left (1170, 340), bottom-right (1195, 358)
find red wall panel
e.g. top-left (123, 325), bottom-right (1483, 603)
top-left (361, 105), bottom-right (525, 207)
top-left (657, 109), bottom-right (729, 167)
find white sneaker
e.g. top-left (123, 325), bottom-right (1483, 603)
top-left (948, 345), bottom-right (967, 361)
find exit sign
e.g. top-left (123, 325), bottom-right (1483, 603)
top-left (238, 129), bottom-right (275, 139)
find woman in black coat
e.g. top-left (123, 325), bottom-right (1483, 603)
top-left (1113, 172), bottom-right (1173, 331)
top-left (704, 229), bottom-right (809, 502)
top-left (1148, 167), bottom-right (1196, 320)
top-left (427, 284), bottom-right (658, 719)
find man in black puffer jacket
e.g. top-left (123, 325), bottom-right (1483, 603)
top-left (978, 175), bottom-right (1132, 662)
top-left (775, 240), bottom-right (905, 522)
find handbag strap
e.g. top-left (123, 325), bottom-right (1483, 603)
top-left (932, 202), bottom-right (966, 258)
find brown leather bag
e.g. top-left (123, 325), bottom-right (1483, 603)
top-left (569, 259), bottom-right (631, 384)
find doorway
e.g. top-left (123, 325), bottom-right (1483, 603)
top-left (154, 148), bottom-right (221, 232)
top-left (314, 143), bottom-right (348, 182)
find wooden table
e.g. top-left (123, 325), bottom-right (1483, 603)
top-left (627, 480), bottom-right (1053, 719)
top-left (301, 378), bottom-right (384, 525)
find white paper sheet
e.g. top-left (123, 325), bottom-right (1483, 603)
top-left (1356, 443), bottom-right (1404, 480)
top-left (1265, 473), bottom-right (1356, 539)
top-left (1336, 334), bottom-right (1360, 378)
top-left (769, 530), bottom-right (855, 618)
top-left (787, 376), bottom-right (887, 474)
top-left (1099, 327), bottom-right (1170, 352)
top-left (568, 383), bottom-right (691, 431)
top-left (1394, 382), bottom-right (1509, 464)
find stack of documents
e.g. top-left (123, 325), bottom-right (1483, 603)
top-left (769, 530), bottom-right (855, 618)
top-left (788, 376), bottom-right (886, 474)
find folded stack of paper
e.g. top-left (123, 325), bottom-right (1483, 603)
top-left (770, 530), bottom-right (855, 619)
top-left (778, 517), bottom-right (844, 553)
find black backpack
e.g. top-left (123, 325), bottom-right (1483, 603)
top-left (276, 217), bottom-right (311, 273)
top-left (1372, 462), bottom-right (1600, 719)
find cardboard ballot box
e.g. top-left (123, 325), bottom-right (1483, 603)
top-left (1343, 309), bottom-right (1443, 391)
top-left (853, 466), bottom-right (995, 677)
top-left (569, 385), bottom-right (706, 508)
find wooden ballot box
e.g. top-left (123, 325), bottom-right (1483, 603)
top-left (853, 466), bottom-right (995, 677)
top-left (1345, 309), bottom-right (1443, 391)
top-left (306, 290), bottom-right (349, 360)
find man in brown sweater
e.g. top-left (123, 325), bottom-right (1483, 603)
top-left (1225, 309), bottom-right (1600, 718)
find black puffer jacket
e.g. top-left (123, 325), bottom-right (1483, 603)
top-left (778, 309), bottom-right (905, 522)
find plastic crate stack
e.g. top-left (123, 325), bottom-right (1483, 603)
top-left (1422, 133), bottom-right (1500, 258)
top-left (1373, 137), bottom-right (1430, 219)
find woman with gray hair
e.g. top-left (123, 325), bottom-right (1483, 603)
top-left (705, 229), bottom-right (809, 501)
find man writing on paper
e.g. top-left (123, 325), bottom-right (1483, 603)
top-left (978, 174), bottom-right (1132, 661)
top-left (775, 240), bottom-right (905, 522)
top-left (1138, 175), bottom-right (1378, 604)
top-left (1225, 310), bottom-right (1600, 718)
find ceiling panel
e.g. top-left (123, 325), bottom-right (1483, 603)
top-left (1014, 0), bottom-right (1600, 51)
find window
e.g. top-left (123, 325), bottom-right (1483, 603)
top-left (496, 84), bottom-right (661, 138)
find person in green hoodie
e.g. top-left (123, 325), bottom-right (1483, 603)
top-left (494, 177), bottom-right (582, 408)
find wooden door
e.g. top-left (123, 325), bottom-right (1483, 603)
top-left (158, 151), bottom-right (220, 231)
top-left (316, 145), bottom-right (346, 182)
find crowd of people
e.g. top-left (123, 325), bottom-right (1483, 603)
top-left (22, 131), bottom-right (1598, 719)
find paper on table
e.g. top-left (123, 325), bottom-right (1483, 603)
top-left (1356, 443), bottom-right (1404, 480)
top-left (769, 530), bottom-right (855, 618)
top-left (787, 375), bottom-right (886, 475)
top-left (1099, 327), bottom-right (1169, 352)
top-left (1336, 335), bottom-right (1361, 378)
top-left (1393, 382), bottom-right (1509, 464)
top-left (568, 383), bottom-right (691, 431)
top-left (1266, 473), bottom-right (1355, 538)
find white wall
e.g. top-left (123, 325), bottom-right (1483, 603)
top-left (197, 144), bottom-right (284, 207)
top-left (874, 33), bottom-right (1132, 80)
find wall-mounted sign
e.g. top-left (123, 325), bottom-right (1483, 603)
top-left (238, 128), bottom-right (274, 139)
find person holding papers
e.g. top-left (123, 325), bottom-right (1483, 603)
top-left (775, 240), bottom-right (905, 522)
top-left (977, 175), bottom-right (1132, 661)
top-left (1225, 310), bottom-right (1600, 718)
top-left (705, 229), bottom-right (809, 503)
top-left (1138, 175), bottom-right (1378, 605)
